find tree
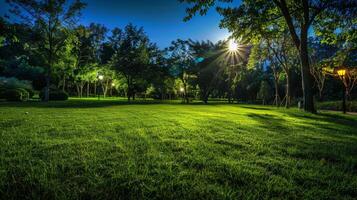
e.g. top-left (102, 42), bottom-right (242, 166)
top-left (98, 65), bottom-right (115, 98)
top-left (309, 39), bottom-right (338, 100)
top-left (258, 80), bottom-right (271, 105)
top-left (180, 0), bottom-right (356, 113)
top-left (72, 25), bottom-right (95, 98)
top-left (266, 32), bottom-right (299, 108)
top-left (6, 0), bottom-right (86, 101)
top-left (110, 24), bottom-right (151, 101)
top-left (189, 40), bottom-right (225, 103)
top-left (53, 36), bottom-right (76, 92)
top-left (88, 23), bottom-right (108, 62)
top-left (166, 39), bottom-right (195, 103)
top-left (146, 44), bottom-right (172, 100)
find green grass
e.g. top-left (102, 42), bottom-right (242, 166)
top-left (1, 99), bottom-right (357, 199)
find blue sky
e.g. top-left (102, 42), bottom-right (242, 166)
top-left (0, 0), bottom-right (242, 48)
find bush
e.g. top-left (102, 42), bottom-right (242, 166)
top-left (3, 88), bottom-right (29, 101)
top-left (39, 90), bottom-right (68, 101)
top-left (0, 77), bottom-right (34, 99)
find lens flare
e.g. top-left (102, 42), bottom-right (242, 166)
top-left (228, 39), bottom-right (238, 52)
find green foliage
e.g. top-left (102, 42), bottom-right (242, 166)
top-left (110, 24), bottom-right (153, 100)
top-left (180, 0), bottom-right (356, 112)
top-left (0, 76), bottom-right (32, 90)
top-left (6, 0), bottom-right (86, 101)
top-left (0, 76), bottom-right (34, 98)
top-left (0, 56), bottom-right (44, 82)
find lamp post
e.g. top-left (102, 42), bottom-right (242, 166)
top-left (337, 68), bottom-right (347, 114)
top-left (180, 87), bottom-right (184, 102)
top-left (98, 75), bottom-right (104, 100)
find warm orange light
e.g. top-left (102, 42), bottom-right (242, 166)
top-left (337, 69), bottom-right (346, 77)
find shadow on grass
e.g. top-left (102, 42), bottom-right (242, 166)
top-left (284, 111), bottom-right (357, 134)
top-left (247, 113), bottom-right (289, 133)
top-left (243, 112), bottom-right (357, 173)
top-left (239, 105), bottom-right (273, 111)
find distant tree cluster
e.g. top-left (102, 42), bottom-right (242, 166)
top-left (180, 0), bottom-right (357, 112)
top-left (0, 0), bottom-right (356, 109)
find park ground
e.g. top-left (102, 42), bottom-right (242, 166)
top-left (0, 99), bottom-right (357, 199)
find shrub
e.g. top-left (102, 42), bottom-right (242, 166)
top-left (0, 77), bottom-right (34, 99)
top-left (3, 88), bottom-right (29, 101)
top-left (39, 90), bottom-right (68, 101)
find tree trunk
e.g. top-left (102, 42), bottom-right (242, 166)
top-left (300, 29), bottom-right (316, 113)
top-left (44, 73), bottom-right (50, 102)
top-left (127, 92), bottom-right (131, 101)
top-left (43, 62), bottom-right (51, 101)
top-left (94, 82), bottom-right (97, 96)
top-left (182, 79), bottom-right (189, 103)
top-left (273, 77), bottom-right (280, 107)
top-left (80, 82), bottom-right (84, 98)
top-left (62, 75), bottom-right (66, 92)
top-left (127, 77), bottom-right (131, 102)
top-left (76, 84), bottom-right (80, 97)
top-left (86, 82), bottom-right (90, 97)
top-left (102, 80), bottom-right (109, 98)
top-left (285, 71), bottom-right (290, 108)
top-left (275, 0), bottom-right (315, 113)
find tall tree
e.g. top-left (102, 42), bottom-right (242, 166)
top-left (6, 0), bottom-right (86, 101)
top-left (72, 25), bottom-right (95, 97)
top-left (266, 33), bottom-right (299, 108)
top-left (189, 40), bottom-right (225, 103)
top-left (110, 24), bottom-right (151, 101)
top-left (166, 39), bottom-right (195, 103)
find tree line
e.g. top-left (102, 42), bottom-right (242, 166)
top-left (0, 0), bottom-right (356, 111)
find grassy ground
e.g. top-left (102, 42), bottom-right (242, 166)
top-left (0, 99), bottom-right (357, 199)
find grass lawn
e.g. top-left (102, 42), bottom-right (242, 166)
top-left (0, 99), bottom-right (357, 199)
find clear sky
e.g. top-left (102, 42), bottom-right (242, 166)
top-left (0, 0), bottom-right (242, 49)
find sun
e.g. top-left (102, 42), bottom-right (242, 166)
top-left (228, 39), bottom-right (238, 52)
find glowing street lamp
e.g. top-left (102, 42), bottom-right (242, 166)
top-left (336, 67), bottom-right (347, 114)
top-left (110, 83), bottom-right (115, 97)
top-left (337, 69), bottom-right (346, 77)
top-left (179, 87), bottom-right (185, 102)
top-left (97, 75), bottom-right (104, 100)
